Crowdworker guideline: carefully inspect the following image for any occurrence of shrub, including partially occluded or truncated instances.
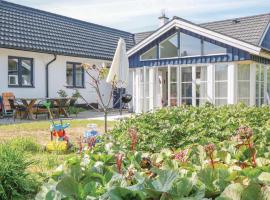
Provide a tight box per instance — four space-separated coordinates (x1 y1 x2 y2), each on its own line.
0 142 39 199
110 104 270 152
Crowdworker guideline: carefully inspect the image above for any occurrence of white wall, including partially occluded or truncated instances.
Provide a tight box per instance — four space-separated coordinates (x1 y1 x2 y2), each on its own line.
0 48 112 106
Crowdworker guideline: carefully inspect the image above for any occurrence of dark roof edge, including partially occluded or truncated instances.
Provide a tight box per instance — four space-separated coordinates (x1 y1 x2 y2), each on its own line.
1 0 133 35
0 45 113 61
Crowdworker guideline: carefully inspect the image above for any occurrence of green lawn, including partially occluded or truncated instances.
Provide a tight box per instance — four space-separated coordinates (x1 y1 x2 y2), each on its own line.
0 119 116 176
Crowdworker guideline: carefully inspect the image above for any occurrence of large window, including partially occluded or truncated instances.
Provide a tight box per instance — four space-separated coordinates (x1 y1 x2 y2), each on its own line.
215 64 228 105
140 46 157 60
66 62 84 88
256 64 264 105
160 34 178 58
196 66 208 106
203 41 226 55
237 64 250 105
180 33 201 57
8 56 33 87
181 67 193 105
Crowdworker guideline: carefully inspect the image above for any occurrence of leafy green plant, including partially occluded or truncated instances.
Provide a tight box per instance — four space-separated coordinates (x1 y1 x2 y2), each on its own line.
111 104 270 152
0 142 39 200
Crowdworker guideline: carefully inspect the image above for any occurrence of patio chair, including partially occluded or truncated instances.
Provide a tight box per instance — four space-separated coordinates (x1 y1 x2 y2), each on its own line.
8 99 27 121
2 92 15 118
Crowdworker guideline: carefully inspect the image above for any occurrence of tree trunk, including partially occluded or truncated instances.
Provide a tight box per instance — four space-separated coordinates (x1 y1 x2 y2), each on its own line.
104 110 108 133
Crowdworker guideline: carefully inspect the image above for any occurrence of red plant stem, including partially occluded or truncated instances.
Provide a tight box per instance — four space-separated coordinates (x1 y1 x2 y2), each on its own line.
248 140 256 167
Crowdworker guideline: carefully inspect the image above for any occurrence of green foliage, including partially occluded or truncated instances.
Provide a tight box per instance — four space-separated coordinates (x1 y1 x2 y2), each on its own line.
0 141 39 200
36 105 270 199
111 104 270 151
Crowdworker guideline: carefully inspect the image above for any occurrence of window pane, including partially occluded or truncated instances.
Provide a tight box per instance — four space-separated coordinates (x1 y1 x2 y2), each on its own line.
215 64 228 81
66 63 73 86
238 64 250 81
180 33 201 57
196 82 207 98
170 83 177 98
160 34 178 58
182 83 192 98
196 66 207 81
170 67 177 82
181 67 192 82
8 58 19 85
203 41 226 55
75 64 83 87
21 59 32 86
141 46 157 60
215 82 227 98
238 82 250 98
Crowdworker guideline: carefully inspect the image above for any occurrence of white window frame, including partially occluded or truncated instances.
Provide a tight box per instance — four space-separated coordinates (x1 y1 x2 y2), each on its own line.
236 64 251 105
214 63 229 105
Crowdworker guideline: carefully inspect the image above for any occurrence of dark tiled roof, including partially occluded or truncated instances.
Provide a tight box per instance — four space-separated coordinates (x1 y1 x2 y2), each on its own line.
200 13 270 46
134 31 153 44
135 13 270 47
0 0 135 60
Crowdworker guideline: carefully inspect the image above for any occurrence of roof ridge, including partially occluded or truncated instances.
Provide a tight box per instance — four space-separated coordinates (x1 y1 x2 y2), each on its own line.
1 0 133 35
199 12 270 25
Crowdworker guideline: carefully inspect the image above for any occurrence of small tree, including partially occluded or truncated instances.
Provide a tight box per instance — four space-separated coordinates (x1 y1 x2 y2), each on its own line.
81 63 118 133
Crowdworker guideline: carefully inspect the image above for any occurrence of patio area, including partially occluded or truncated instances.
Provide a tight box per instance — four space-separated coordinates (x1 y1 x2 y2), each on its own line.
0 109 132 125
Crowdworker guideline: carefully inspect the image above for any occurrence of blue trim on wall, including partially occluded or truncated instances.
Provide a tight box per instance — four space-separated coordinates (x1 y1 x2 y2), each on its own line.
261 25 270 50
129 27 267 68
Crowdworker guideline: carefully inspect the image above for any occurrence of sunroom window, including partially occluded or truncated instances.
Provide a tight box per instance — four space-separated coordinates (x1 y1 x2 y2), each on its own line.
180 33 201 57
140 46 157 60
181 67 193 105
159 34 178 58
203 41 226 55
215 64 228 105
237 64 250 105
256 64 264 105
196 66 208 106
267 66 270 104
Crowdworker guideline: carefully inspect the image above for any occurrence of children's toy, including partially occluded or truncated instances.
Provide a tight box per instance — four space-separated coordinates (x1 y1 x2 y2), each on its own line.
44 102 71 152
77 124 101 153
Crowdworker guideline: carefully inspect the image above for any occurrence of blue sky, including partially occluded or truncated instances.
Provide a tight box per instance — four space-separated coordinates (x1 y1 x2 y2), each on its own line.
8 0 270 33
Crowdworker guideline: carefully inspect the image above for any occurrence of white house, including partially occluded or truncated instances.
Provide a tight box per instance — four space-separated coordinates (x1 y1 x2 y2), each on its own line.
0 0 134 105
1 1 270 113
128 13 270 113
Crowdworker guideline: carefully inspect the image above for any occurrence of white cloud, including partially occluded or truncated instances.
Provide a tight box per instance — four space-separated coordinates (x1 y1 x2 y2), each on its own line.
9 0 270 32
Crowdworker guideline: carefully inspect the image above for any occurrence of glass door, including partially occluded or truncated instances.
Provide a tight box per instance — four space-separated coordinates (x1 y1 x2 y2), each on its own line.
181 66 193 105
169 66 178 106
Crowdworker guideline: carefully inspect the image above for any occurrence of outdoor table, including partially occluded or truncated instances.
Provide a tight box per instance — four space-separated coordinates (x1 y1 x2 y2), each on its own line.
48 98 71 118
16 98 45 120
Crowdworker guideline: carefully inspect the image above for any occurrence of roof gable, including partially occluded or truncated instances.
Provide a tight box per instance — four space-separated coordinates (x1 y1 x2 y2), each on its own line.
0 0 135 60
128 17 262 57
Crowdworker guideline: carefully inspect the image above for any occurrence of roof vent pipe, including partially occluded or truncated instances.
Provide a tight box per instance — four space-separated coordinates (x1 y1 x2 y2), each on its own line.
158 10 169 27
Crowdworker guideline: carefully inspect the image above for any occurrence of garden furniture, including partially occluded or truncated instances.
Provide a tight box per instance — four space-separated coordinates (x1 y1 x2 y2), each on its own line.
2 92 15 118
